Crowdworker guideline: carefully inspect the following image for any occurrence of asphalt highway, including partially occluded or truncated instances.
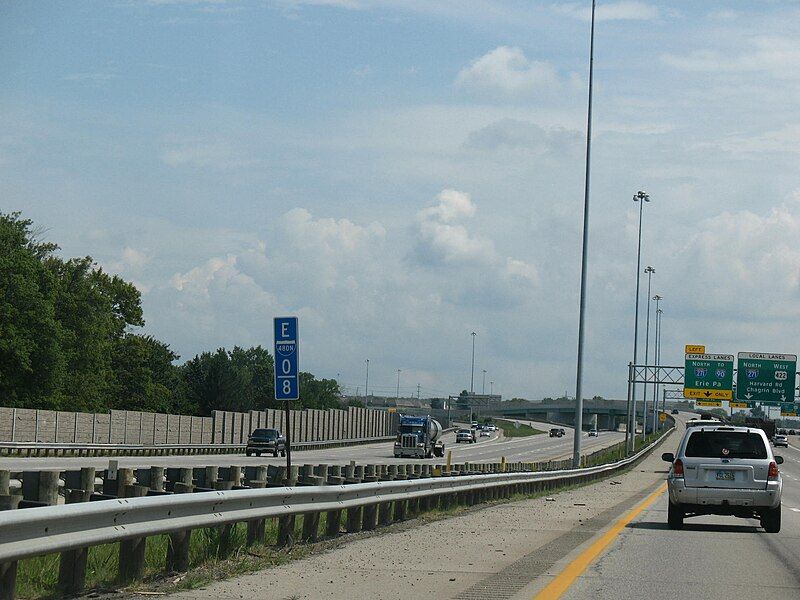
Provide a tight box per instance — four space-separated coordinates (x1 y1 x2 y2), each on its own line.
0 421 624 471
561 433 800 600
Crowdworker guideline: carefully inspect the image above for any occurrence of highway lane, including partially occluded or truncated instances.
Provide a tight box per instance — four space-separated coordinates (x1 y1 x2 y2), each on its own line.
0 421 624 471
559 430 800 599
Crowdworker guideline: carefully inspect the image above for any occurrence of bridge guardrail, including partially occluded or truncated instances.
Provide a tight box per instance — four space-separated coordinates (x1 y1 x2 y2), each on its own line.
0 424 674 599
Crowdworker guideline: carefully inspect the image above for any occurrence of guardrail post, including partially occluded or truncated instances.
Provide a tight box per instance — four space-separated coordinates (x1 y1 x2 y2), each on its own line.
300 471 323 542
345 463 363 533
166 483 192 572
118 484 148 583
324 465 344 538
277 466 299 547
21 470 60 506
0 561 16 600
57 489 90 595
0 472 20 600
361 465 379 530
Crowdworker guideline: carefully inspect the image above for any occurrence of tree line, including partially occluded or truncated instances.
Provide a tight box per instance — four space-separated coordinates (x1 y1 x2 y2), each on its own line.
0 212 341 415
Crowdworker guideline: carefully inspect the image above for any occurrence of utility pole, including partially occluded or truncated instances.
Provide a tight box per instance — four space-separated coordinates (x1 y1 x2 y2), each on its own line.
396 369 401 403
364 359 369 407
572 0 597 468
482 370 487 394
490 381 494 395
470 332 477 393
417 383 420 400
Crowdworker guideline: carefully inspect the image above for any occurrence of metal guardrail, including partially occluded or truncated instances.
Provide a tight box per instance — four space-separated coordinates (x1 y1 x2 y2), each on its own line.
0 435 397 458
0 426 674 565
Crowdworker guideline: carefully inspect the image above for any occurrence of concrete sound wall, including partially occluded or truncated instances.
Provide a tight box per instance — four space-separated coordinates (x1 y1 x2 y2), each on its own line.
0 404 395 444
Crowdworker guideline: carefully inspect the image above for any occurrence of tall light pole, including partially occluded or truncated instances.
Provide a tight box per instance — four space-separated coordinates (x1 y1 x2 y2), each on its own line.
572 0 597 468
627 190 651 452
642 266 655 442
396 369 401 402
470 332 477 393
482 370 487 394
652 297 662 429
364 359 370 407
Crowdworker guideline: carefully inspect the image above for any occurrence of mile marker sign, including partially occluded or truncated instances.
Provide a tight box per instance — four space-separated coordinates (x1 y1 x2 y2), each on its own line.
274 317 299 401
736 352 797 404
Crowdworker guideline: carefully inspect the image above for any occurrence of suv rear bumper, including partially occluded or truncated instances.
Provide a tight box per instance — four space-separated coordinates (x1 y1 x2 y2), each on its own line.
668 478 781 509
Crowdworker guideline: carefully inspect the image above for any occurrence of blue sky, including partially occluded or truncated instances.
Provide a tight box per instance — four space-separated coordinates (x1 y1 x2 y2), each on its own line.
3 1 800 400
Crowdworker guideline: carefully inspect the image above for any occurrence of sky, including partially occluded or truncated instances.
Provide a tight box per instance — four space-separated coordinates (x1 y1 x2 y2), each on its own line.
2 1 800 401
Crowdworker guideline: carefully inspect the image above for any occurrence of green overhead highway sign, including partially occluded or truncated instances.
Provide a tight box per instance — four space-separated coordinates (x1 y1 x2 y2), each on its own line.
736 352 797 403
684 353 734 400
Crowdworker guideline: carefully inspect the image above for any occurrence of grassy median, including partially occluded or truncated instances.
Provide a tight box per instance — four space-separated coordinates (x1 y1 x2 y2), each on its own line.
495 419 545 438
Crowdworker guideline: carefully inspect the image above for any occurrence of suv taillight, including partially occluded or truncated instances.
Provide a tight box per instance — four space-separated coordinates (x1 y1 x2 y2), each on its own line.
768 461 779 479
673 459 684 476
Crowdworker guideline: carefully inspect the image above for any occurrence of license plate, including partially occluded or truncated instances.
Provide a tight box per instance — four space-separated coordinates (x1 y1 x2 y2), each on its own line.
716 470 735 481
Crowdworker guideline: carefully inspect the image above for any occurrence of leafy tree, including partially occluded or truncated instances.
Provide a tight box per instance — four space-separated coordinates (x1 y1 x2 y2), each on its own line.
346 397 365 408
49 257 144 411
110 334 184 414
299 372 340 409
430 398 444 409
0 213 64 407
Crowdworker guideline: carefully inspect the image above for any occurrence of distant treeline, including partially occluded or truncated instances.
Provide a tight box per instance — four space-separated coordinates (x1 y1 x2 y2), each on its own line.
0 212 341 415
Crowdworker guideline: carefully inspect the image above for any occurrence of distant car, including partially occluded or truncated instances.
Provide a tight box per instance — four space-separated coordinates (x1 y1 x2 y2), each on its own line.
778 429 787 435
664 424 782 532
470 422 479 429
671 409 679 415
549 428 563 438
246 428 286 457
773 434 789 448
456 428 476 443
790 430 796 436
588 429 598 437
559 428 566 436
480 429 491 437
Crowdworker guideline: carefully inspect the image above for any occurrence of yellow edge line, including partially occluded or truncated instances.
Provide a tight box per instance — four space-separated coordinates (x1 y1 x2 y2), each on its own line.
533 482 667 600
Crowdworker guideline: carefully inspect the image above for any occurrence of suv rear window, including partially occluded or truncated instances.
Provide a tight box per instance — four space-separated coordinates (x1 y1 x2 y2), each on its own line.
685 430 767 459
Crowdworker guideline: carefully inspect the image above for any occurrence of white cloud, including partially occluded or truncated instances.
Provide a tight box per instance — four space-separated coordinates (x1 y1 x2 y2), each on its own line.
554 1 658 21
121 246 149 269
414 190 495 265
457 46 559 95
663 37 800 80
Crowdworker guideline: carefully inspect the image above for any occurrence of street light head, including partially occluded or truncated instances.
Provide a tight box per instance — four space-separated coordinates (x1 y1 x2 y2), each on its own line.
645 266 655 274
633 191 650 203
653 294 662 301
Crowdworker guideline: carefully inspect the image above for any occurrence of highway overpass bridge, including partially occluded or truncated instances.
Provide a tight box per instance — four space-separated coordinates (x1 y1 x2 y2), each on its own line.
490 399 636 430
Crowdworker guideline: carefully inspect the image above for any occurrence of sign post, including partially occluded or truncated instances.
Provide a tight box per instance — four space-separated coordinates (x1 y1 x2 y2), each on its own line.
274 317 299 473
684 353 734 406
736 352 797 406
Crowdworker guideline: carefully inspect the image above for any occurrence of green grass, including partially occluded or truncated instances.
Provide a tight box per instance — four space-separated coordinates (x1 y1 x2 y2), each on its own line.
16 514 318 599
495 419 545 438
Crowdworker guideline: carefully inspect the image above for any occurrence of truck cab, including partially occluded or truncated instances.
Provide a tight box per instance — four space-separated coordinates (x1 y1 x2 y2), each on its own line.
394 415 445 458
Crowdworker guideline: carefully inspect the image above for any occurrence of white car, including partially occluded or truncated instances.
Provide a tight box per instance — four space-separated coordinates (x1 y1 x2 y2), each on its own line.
588 429 598 437
480 429 491 437
663 425 783 532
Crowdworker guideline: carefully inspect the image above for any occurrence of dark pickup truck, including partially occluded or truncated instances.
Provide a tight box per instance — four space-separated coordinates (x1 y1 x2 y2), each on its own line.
549 428 565 438
246 428 286 457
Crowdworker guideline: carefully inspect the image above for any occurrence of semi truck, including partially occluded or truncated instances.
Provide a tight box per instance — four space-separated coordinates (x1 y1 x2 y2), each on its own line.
393 415 445 458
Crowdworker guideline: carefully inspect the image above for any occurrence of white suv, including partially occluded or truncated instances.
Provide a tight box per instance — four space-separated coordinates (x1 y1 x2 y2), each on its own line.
663 425 783 532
